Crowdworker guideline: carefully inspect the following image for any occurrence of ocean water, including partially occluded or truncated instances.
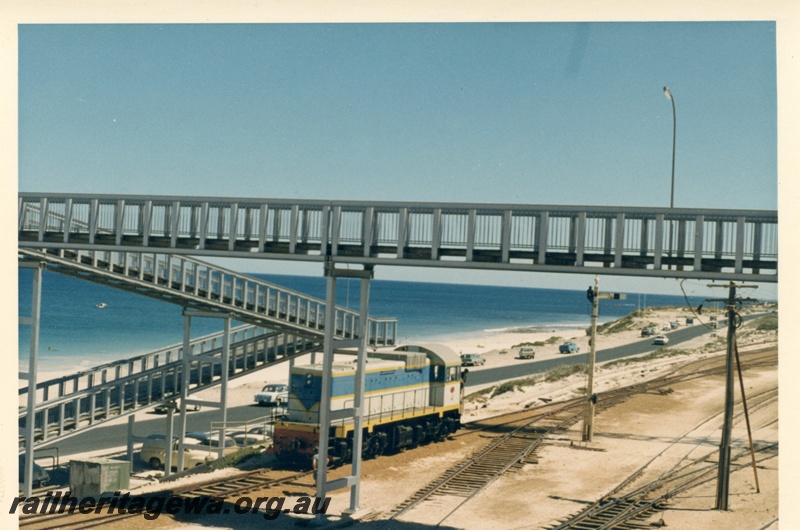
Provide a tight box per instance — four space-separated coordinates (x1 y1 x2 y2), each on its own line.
18 269 701 374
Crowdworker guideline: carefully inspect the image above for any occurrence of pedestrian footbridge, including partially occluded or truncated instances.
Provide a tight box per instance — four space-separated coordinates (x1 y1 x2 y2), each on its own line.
18 248 397 453
19 193 777 282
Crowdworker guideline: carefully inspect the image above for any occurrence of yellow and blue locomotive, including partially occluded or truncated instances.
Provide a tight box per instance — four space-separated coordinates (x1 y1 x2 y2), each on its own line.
273 344 464 466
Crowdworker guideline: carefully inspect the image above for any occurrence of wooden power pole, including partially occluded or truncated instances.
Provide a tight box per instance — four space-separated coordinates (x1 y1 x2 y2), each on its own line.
709 281 757 510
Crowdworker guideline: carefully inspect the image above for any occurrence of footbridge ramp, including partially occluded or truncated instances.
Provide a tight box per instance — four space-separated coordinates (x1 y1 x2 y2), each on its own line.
19 323 315 451
18 248 397 344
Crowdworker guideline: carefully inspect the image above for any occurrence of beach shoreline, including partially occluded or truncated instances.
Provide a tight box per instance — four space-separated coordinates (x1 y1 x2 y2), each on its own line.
21 304 773 398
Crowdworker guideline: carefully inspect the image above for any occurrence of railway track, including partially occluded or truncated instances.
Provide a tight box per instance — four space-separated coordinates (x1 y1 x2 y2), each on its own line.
545 384 779 530
17 468 313 530
368 347 776 528
547 442 778 530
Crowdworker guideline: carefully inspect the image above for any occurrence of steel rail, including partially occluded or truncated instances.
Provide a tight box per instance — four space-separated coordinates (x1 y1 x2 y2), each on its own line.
17 469 314 530
547 388 778 530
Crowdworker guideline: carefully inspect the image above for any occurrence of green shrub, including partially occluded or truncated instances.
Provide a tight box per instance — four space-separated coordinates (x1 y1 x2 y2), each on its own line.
493 377 537 396
603 347 693 369
207 446 262 471
754 314 778 331
544 364 587 382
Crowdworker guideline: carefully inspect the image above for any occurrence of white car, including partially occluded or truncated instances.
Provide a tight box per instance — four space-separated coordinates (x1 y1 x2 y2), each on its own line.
254 384 288 407
652 335 669 346
460 353 486 366
140 434 212 470
231 425 273 447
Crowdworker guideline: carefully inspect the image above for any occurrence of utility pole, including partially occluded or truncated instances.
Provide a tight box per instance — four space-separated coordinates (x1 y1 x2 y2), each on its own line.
582 277 625 442
582 277 599 442
708 281 757 510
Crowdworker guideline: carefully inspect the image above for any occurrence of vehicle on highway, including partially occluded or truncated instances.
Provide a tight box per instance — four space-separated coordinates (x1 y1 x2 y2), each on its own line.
153 400 201 414
518 347 535 359
652 335 670 346
460 353 486 366
558 341 580 354
139 434 212 470
661 324 672 331
641 326 658 337
254 383 289 407
18 455 49 488
670 321 680 329
686 317 694 325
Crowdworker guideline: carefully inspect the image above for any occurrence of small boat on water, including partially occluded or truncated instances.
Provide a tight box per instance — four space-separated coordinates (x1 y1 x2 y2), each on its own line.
96 303 108 309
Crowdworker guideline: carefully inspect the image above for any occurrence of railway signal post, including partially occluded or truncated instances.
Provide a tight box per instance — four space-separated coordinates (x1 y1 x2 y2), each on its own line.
582 277 625 442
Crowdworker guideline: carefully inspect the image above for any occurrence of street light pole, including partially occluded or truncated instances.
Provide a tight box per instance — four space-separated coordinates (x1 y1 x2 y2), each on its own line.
663 86 676 268
663 86 676 209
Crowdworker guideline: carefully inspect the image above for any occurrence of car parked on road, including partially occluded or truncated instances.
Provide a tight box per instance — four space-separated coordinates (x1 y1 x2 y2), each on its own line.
185 431 241 454
154 400 201 414
558 341 580 354
139 434 211 470
460 353 486 366
652 335 670 346
254 384 289 407
231 425 273 447
641 326 659 337
518 347 535 359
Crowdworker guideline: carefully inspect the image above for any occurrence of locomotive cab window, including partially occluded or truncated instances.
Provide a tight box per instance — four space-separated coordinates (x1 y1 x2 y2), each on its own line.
433 365 445 382
447 366 459 382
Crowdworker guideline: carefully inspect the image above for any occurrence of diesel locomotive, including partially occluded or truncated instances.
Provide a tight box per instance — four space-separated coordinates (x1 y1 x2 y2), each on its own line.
273 344 464 467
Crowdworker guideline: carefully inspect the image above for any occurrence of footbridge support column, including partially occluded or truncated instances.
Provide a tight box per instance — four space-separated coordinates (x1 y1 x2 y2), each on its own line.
315 262 374 523
19 261 44 498
174 310 234 474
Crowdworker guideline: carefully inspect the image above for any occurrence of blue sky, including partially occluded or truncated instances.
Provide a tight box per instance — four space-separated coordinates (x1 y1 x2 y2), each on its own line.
19 23 776 208
16 21 779 298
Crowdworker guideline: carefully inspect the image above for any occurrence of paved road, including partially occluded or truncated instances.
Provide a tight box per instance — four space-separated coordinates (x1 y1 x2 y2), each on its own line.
53 403 280 459
465 319 733 388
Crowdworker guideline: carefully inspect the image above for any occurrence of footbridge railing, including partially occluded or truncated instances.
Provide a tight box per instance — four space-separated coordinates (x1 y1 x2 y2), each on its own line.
19 193 777 281
18 324 319 451
19 248 398 345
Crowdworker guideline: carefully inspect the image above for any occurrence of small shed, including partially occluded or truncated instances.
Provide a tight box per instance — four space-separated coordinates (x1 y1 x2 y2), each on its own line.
69 458 130 498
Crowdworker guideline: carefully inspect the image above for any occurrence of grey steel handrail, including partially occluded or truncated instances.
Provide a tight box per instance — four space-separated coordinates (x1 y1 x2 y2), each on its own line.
19 193 777 281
